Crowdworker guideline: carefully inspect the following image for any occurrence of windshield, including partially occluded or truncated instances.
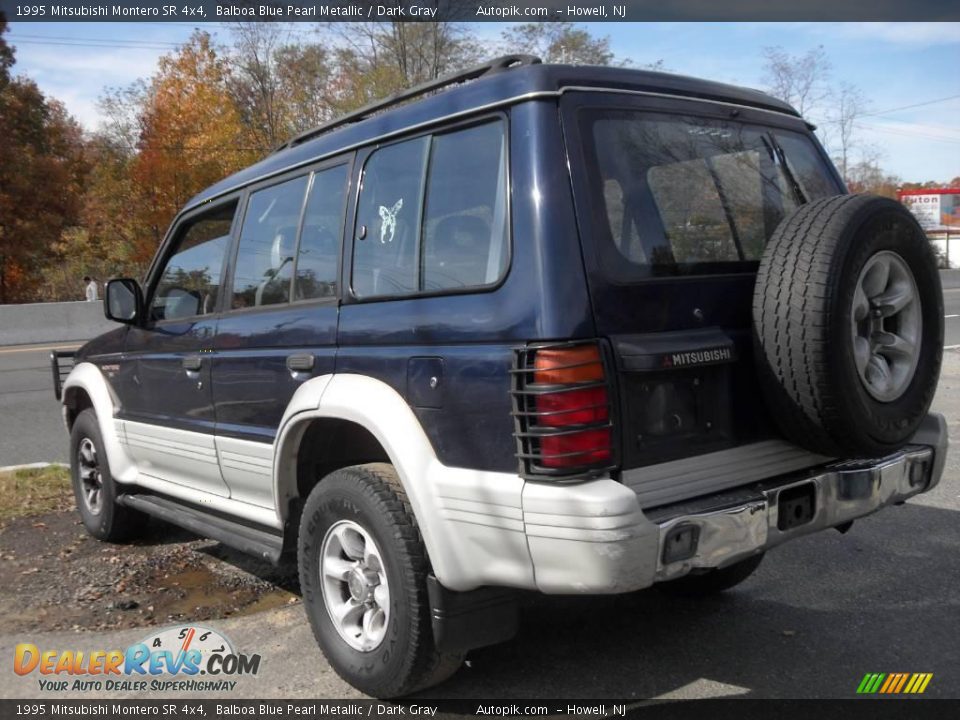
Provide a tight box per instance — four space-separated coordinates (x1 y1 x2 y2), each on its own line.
578 109 842 278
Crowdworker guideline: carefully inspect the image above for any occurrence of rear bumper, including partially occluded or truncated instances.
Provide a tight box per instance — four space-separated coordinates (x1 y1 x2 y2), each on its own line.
522 413 947 593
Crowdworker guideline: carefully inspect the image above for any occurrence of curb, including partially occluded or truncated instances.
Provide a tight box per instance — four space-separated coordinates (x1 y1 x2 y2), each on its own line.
0 462 67 473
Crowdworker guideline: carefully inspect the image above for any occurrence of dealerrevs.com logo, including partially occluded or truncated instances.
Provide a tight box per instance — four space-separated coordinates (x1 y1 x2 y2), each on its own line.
14 625 261 693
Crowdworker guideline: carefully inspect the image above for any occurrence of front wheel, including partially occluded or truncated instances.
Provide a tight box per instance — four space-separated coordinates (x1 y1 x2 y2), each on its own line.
69 409 144 542
298 463 463 698
657 553 765 597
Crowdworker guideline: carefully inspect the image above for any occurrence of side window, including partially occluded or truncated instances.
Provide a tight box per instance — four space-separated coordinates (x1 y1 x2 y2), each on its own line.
352 119 509 299
295 164 349 301
151 202 236 322
231 175 309 310
353 137 429 298
422 122 508 291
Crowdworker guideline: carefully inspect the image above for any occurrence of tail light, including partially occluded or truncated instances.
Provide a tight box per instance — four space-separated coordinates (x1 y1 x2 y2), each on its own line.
511 341 618 479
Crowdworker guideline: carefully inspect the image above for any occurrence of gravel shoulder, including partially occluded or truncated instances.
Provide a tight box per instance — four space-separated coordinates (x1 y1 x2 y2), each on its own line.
0 499 298 635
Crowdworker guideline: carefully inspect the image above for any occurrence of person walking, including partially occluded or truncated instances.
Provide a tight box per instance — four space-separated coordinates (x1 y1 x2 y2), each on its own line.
83 276 98 302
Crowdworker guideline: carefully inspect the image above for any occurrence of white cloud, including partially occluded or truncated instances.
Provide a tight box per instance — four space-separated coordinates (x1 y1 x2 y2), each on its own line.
826 22 960 46
12 44 165 130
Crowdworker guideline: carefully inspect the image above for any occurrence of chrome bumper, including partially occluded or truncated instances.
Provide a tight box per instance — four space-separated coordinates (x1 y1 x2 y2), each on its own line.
520 413 947 594
653 444 936 581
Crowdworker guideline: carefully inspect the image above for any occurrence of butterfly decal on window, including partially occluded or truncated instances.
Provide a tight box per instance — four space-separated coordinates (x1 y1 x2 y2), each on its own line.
378 199 403 244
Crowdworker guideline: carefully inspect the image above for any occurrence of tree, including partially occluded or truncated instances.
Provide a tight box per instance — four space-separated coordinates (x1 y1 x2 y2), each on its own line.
274 43 335 134
323 21 482 110
761 45 832 118
128 31 257 263
832 82 867 183
0 12 14 88
225 24 338 152
0 20 87 302
501 22 618 65
846 158 901 198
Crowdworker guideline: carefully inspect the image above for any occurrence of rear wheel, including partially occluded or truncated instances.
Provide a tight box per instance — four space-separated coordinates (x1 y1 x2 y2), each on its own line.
657 553 765 597
298 463 463 698
69 409 144 542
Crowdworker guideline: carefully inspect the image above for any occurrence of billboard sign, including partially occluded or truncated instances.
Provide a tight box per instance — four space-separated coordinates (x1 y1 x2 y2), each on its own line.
899 189 960 233
900 193 942 231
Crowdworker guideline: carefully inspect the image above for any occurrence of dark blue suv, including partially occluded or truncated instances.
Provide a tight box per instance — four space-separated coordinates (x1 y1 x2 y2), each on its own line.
56 56 947 697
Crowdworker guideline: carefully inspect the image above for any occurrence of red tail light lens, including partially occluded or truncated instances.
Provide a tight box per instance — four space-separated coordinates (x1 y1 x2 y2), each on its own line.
512 342 616 476
539 429 612 468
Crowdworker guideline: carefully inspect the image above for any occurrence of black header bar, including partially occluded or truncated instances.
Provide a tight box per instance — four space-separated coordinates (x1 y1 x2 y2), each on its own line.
2 0 958 22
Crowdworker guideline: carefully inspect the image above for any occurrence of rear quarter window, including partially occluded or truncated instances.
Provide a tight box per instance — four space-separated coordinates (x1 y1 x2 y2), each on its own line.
351 118 509 299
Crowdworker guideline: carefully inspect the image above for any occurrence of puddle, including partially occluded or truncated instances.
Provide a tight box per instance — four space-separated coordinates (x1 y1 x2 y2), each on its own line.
0 509 300 633
156 566 299 620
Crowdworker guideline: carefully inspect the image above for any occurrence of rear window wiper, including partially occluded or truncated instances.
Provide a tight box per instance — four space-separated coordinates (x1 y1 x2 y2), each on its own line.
765 134 808 205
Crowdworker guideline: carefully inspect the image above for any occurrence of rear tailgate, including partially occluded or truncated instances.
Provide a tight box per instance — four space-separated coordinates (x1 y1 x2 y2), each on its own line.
560 91 843 500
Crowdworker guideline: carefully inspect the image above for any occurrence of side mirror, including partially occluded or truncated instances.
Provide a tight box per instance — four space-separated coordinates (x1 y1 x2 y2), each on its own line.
104 278 143 324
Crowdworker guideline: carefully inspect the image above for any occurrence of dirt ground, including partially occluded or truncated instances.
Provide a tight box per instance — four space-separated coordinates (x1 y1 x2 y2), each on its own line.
0 501 299 634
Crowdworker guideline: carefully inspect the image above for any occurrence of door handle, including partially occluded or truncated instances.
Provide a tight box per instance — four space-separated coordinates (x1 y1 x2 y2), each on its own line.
286 353 315 373
182 355 203 372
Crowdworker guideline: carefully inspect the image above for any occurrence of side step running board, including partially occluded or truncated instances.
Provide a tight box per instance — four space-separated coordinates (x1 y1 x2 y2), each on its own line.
117 494 284 564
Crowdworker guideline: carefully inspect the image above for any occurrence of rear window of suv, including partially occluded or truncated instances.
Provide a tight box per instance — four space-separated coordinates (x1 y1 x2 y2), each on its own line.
578 110 842 278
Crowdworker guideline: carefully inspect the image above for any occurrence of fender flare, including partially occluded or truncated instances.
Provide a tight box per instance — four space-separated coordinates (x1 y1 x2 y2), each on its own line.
273 373 472 587
61 363 137 483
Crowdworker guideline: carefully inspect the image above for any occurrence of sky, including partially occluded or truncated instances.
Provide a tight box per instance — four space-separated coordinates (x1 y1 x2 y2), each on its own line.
5 21 960 183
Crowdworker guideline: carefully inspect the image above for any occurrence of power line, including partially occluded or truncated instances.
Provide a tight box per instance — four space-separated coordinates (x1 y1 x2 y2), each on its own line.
859 94 960 119
10 33 183 47
855 122 960 145
9 39 183 51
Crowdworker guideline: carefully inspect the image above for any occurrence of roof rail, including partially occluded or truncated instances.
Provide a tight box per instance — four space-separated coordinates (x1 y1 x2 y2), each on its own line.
273 54 542 154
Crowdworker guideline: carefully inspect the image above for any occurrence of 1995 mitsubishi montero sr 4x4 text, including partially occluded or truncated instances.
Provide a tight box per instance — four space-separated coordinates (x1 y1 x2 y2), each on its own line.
53 56 947 697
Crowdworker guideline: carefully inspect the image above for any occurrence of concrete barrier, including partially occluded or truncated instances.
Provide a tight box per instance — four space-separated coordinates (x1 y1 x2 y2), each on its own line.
0 301 120 346
939 270 960 290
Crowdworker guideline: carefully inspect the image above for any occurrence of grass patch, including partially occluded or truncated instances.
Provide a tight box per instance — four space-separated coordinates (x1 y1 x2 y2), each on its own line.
0 465 73 525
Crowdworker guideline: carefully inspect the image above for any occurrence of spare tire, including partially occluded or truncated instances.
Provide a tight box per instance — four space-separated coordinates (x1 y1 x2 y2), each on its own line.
753 194 943 457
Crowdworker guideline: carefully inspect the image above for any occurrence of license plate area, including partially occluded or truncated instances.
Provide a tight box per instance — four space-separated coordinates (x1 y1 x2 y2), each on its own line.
777 482 816 531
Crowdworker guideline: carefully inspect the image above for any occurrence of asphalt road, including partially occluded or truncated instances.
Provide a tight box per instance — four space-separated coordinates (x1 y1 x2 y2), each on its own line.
0 341 80 468
2 300 960 701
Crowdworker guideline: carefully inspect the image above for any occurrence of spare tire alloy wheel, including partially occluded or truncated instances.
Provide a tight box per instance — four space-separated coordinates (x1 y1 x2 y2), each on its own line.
852 251 922 403
320 519 391 652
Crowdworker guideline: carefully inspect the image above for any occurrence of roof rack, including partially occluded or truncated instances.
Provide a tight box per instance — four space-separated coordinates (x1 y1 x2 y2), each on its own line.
272 54 542 154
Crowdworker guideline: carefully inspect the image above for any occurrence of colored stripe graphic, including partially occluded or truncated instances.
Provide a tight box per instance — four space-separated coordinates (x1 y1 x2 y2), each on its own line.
879 674 897 693
893 673 909 693
857 673 933 694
